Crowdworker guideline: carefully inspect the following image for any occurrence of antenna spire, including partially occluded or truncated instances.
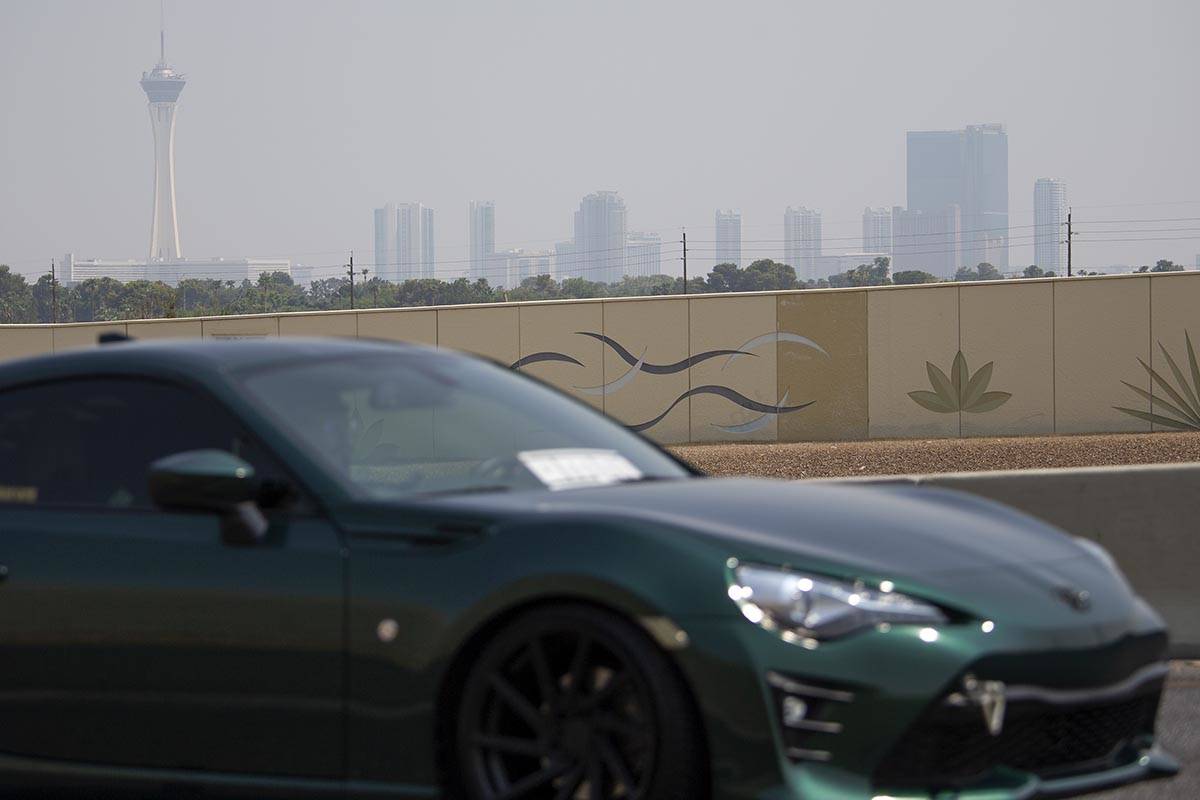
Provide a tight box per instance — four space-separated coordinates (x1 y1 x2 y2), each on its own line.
159 0 165 63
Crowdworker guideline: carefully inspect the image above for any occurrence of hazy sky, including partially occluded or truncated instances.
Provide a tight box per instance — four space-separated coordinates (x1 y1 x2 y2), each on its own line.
2 0 1198 281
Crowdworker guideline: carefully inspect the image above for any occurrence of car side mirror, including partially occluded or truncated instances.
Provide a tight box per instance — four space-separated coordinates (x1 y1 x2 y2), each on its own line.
149 449 270 546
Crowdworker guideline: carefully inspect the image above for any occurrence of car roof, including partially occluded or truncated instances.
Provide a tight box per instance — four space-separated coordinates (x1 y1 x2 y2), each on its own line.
0 336 444 386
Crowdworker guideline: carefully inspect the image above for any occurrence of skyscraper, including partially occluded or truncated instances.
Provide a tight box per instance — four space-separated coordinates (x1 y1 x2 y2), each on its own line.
715 210 742 267
1034 179 1068 274
625 232 663 277
573 191 627 283
373 203 397 279
141 21 186 261
906 123 1008 269
862 207 892 254
374 203 435 281
892 205 961 278
469 201 495 280
784 207 822 281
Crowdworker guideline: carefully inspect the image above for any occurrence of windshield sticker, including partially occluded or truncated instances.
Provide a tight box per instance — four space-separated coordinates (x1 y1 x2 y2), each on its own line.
517 449 642 491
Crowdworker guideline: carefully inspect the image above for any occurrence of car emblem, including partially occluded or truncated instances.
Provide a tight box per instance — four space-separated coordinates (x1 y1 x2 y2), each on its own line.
1054 586 1092 612
949 674 1007 736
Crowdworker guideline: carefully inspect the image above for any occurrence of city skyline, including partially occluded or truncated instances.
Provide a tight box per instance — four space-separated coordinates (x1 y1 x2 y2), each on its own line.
2 1 1198 282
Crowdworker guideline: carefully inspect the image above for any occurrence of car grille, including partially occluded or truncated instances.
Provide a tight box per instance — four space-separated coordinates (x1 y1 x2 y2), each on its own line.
873 678 1163 788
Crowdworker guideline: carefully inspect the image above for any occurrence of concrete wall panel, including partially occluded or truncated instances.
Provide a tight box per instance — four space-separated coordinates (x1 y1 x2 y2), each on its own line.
777 290 868 442
278 312 357 338
601 298 690 445
1055 277 1151 433
1148 274 1200 432
0 328 53 360
202 316 280 339
960 282 1054 436
126 319 203 340
436 306 519 365
517 301 605 411
51 323 129 352
688 295 778 442
868 286 960 438
355 309 437 346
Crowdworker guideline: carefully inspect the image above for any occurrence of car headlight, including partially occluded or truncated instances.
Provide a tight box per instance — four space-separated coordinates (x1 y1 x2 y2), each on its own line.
728 563 947 642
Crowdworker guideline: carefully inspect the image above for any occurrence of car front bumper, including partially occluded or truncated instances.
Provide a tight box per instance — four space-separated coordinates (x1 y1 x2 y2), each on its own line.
672 600 1178 800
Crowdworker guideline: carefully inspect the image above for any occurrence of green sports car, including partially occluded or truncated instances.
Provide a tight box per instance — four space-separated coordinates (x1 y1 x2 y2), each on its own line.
0 337 1178 799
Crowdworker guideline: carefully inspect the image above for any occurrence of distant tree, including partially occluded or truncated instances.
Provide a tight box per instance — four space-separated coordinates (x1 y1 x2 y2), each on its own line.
1022 265 1045 279
0 266 35 323
32 273 73 323
508 274 561 301
1043 271 1058 278
704 263 742 293
1137 259 1184 273
892 270 940 285
828 256 891 288
559 277 608 299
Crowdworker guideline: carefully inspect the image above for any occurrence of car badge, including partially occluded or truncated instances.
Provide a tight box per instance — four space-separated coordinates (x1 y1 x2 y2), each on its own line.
950 674 1007 736
1054 586 1092 612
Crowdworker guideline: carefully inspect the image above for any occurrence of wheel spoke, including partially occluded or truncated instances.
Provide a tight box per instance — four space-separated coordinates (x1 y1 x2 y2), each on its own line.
528 637 556 707
473 733 552 758
598 735 636 795
497 762 571 800
565 635 592 700
577 670 630 712
552 764 585 800
489 672 548 734
585 753 605 799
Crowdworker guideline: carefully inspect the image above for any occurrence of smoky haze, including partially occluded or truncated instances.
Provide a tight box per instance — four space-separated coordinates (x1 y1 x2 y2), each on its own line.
1 0 1198 281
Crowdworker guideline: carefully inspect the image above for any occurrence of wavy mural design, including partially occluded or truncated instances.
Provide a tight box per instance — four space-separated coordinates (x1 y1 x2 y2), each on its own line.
509 329 823 434
575 332 754 374
510 352 584 370
627 386 814 433
722 332 829 369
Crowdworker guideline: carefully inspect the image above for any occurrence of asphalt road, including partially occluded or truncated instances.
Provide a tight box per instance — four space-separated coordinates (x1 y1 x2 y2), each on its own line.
1084 662 1198 799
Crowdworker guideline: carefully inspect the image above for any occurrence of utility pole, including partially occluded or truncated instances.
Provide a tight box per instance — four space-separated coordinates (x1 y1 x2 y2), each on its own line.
682 229 688 295
50 259 58 324
1064 207 1074 277
346 251 355 309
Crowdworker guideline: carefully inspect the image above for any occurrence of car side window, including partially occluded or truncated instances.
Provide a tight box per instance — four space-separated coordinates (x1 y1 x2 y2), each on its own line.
0 377 303 511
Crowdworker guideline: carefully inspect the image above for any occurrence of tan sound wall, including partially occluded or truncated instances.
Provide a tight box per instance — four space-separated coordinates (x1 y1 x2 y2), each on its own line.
3 272 1198 444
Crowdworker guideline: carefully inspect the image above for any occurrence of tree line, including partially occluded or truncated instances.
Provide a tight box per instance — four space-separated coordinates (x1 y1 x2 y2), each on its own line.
0 257 1189 324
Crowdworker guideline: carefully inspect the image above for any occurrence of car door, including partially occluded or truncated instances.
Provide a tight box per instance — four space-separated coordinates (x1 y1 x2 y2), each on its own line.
0 376 345 780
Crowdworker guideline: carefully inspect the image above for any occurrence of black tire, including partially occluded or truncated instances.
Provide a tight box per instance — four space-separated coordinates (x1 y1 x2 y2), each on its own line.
454 604 707 800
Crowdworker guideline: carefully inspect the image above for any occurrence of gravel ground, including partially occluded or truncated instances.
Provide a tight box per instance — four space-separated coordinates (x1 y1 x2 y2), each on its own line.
672 431 1200 479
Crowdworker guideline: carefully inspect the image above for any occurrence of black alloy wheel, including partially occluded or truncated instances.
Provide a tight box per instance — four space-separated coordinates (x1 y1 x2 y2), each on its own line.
455 605 705 800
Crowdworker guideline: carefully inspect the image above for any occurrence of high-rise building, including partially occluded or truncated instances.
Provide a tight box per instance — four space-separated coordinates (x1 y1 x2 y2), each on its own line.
715 210 742 267
141 23 186 261
373 203 397 279
469 201 495 280
1034 179 1068 274
784 207 822 281
373 203 435 282
573 191 627 283
554 240 577 281
892 205 961 278
907 123 1008 269
862 207 892 254
625 232 663 277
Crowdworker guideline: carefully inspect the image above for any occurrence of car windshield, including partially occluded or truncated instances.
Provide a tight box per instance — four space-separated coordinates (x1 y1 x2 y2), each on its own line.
237 350 691 499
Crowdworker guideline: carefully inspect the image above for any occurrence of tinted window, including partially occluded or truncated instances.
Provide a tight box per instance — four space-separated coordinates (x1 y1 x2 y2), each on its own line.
0 378 291 510
238 350 691 499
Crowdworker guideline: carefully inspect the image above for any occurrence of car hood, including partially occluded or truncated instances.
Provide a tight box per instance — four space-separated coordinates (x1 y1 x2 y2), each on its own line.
438 477 1085 577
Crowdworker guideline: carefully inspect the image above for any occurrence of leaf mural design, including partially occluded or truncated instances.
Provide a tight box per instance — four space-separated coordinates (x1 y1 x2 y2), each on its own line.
908 351 1012 414
1114 331 1200 431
